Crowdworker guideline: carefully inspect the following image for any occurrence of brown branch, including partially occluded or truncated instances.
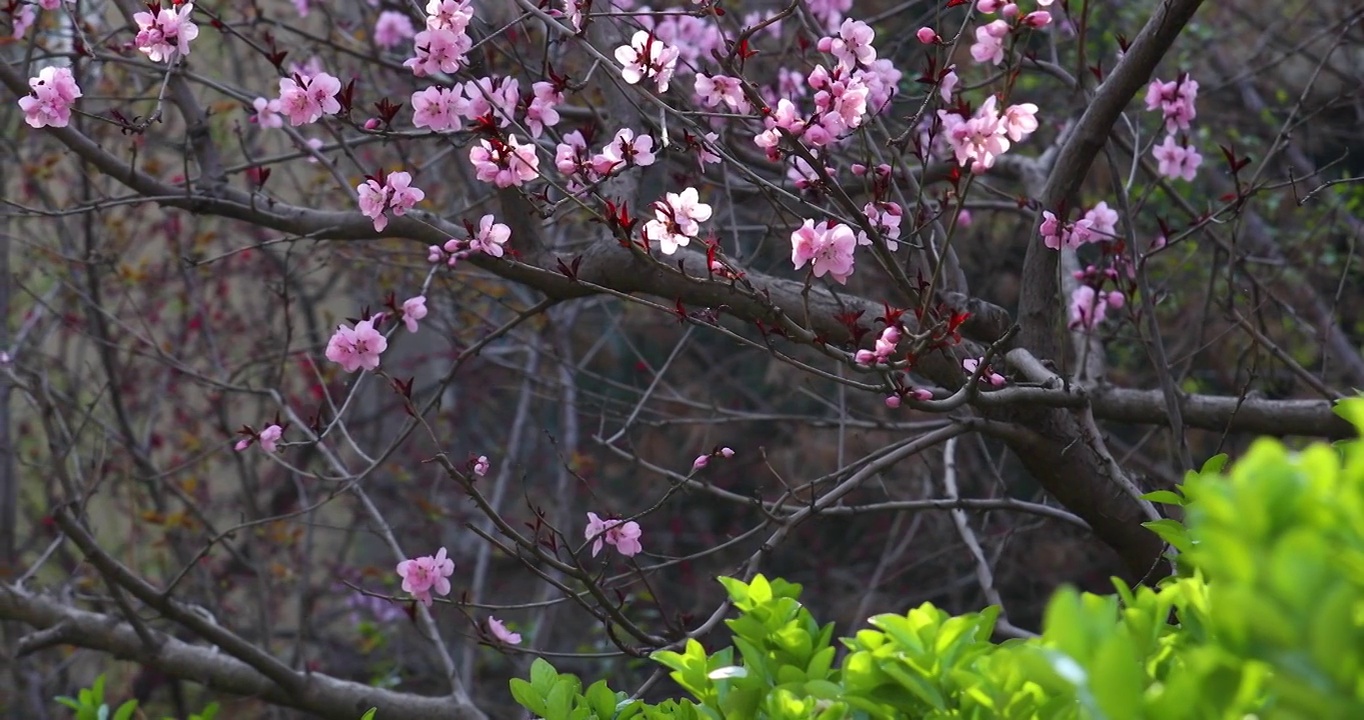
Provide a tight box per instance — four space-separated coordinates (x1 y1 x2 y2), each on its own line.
1 584 485 720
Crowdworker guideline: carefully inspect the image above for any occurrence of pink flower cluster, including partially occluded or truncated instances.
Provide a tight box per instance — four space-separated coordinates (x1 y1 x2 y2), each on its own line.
855 326 900 366
325 317 387 373
859 201 903 251
1069 285 1126 331
791 219 858 284
428 214 511 265
691 446 735 471
469 135 539 188
554 128 659 193
615 30 679 93
963 357 1007 387
235 423 284 453
585 512 643 558
752 23 899 155
1152 134 1202 182
374 11 415 50
969 0 1054 66
405 0 475 77
396 547 454 607
276 72 343 126
356 171 425 232
1040 202 1119 250
1146 76 1202 181
938 96 1039 173
1144 75 1198 134
133 2 200 63
18 66 82 129
643 187 712 255
884 387 933 408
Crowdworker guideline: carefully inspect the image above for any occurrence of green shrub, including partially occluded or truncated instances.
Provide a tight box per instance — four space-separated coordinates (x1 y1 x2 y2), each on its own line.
511 399 1364 719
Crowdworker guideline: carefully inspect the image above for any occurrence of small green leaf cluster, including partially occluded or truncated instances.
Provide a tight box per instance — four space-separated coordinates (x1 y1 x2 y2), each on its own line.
54 675 219 720
511 398 1364 720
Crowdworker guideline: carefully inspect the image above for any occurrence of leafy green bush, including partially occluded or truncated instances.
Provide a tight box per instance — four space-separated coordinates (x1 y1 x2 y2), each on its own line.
511 400 1364 719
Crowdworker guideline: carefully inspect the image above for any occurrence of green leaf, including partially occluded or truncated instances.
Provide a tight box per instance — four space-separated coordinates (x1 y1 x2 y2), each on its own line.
530 657 560 693
510 678 546 716
583 680 617 718
1140 490 1185 506
1142 518 1193 554
111 700 139 720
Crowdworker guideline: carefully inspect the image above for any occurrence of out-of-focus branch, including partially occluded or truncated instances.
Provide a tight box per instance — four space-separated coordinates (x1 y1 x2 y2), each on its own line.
1 584 485 720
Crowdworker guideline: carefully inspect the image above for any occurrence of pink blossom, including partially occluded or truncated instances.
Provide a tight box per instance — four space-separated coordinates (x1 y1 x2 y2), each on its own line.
11 5 34 39
970 20 1010 66
940 96 1010 172
856 326 901 366
405 27 472 77
692 454 709 471
258 424 283 452
694 74 751 114
39 0 64 11
1152 134 1201 181
858 201 902 251
1069 286 1125 330
885 395 901 408
396 547 455 607
590 128 656 176
1144 76 1198 133
643 187 711 255
1022 11 1052 28
585 512 643 558
356 178 390 230
999 103 1039 142
917 27 940 44
401 296 428 333
790 219 857 284
473 455 490 477
251 97 283 128
1040 210 1070 250
411 86 461 132
386 171 424 219
277 72 342 126
719 447 735 458
807 0 852 30
325 318 388 373
562 0 587 32
461 76 520 127
235 423 284 453
525 81 563 137
18 66 82 129
819 19 877 69
614 30 679 93
425 0 472 32
374 11 416 50
133 2 200 62
963 358 1007 387
354 175 392 229
1072 201 1119 245
939 68 959 102
487 617 521 645
469 135 539 188
470 214 511 257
